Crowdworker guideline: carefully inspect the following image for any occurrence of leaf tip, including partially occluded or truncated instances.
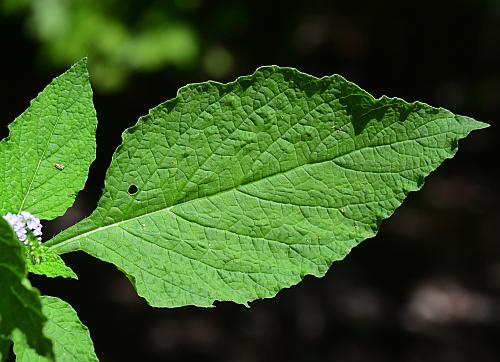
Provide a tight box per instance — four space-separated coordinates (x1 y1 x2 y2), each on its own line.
68 57 90 77
456 115 490 132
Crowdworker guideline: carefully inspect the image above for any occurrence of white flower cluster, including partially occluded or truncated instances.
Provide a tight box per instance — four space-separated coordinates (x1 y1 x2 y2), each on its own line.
3 211 43 245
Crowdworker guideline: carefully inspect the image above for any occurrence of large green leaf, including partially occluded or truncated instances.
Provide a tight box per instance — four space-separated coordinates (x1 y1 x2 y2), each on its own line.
46 67 488 307
13 296 98 362
0 218 52 359
0 58 97 220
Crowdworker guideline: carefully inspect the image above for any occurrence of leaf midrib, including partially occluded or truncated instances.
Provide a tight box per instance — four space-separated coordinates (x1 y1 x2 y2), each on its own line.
17 120 59 213
47 125 450 253
17 97 80 214
47 150 344 252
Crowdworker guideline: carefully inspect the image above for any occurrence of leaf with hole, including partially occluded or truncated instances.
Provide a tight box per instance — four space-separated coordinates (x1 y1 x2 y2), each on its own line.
46 66 488 308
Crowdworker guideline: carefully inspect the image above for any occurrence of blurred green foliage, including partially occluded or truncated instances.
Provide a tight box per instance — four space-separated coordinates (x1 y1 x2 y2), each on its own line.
1 0 207 90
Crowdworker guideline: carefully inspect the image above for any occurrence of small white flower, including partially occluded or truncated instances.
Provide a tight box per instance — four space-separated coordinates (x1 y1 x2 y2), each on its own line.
27 217 42 236
3 211 43 245
32 229 42 236
27 218 38 229
20 211 34 220
3 211 46 264
3 213 18 224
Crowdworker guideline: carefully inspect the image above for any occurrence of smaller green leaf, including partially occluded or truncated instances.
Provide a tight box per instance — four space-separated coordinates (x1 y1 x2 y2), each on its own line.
0 58 97 220
13 296 99 362
27 248 78 279
0 218 53 359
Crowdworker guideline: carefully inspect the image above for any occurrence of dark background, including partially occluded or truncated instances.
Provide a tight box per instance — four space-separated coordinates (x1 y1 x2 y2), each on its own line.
1 1 498 361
